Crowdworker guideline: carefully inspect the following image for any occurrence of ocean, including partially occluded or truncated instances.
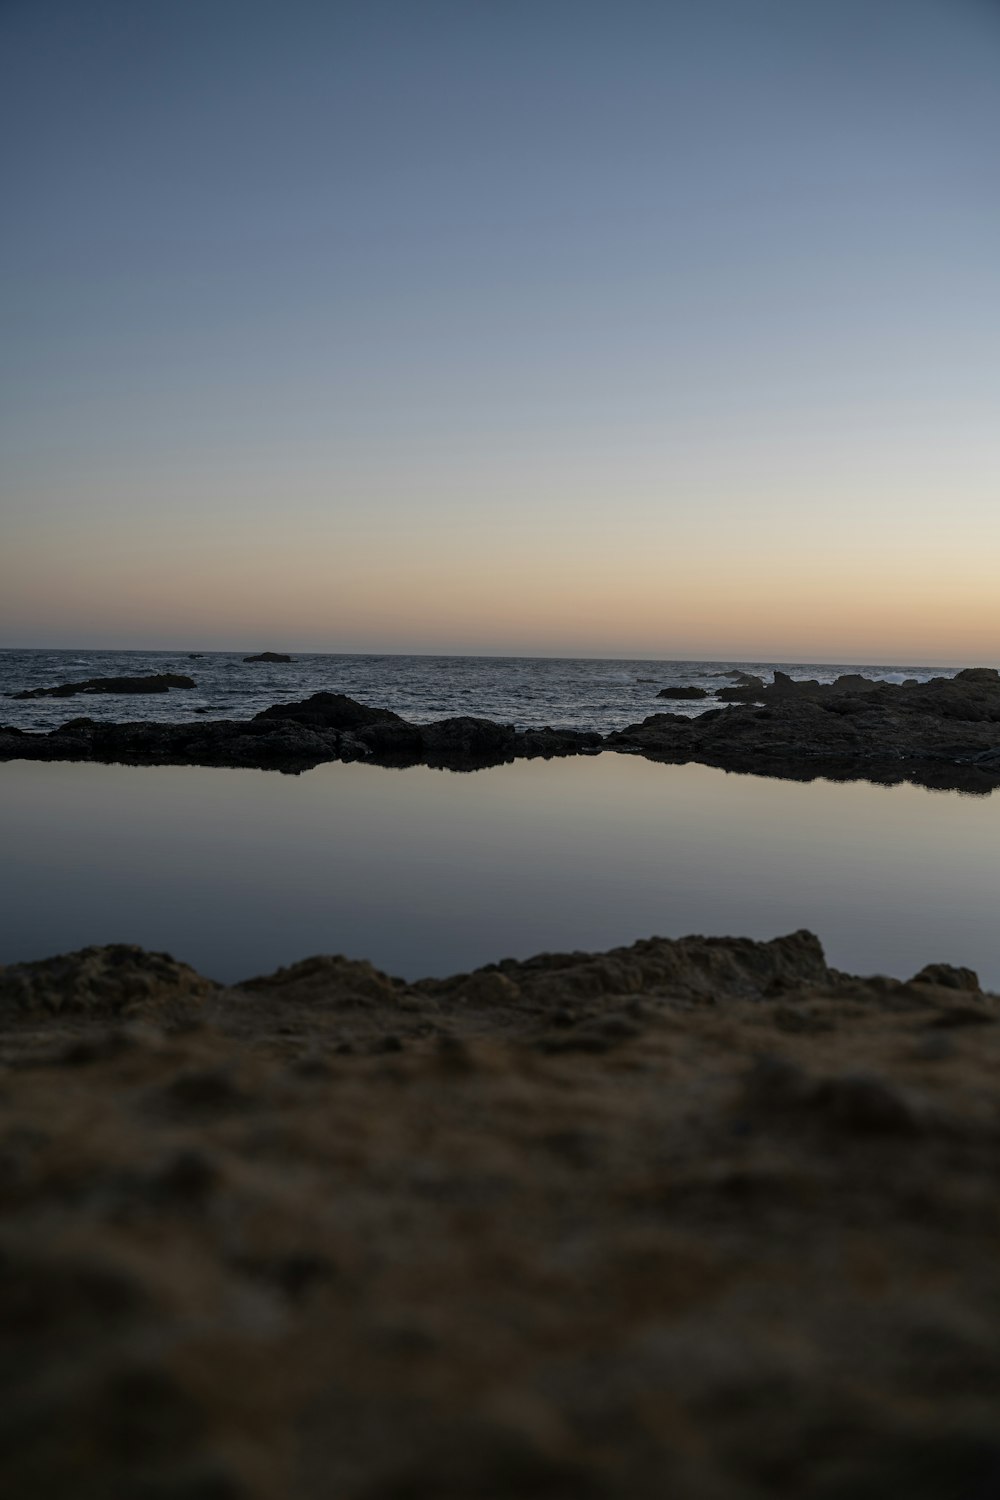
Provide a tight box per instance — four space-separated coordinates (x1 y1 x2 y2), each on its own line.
0 648 963 735
4 646 994 986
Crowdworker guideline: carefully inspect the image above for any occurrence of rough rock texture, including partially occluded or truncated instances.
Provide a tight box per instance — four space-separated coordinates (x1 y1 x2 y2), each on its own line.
0 692 602 773
1 930 998 1498
609 668 1000 792
8 673 196 699
3 673 1000 787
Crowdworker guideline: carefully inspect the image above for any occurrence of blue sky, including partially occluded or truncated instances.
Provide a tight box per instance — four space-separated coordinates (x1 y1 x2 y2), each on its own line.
3 0 998 659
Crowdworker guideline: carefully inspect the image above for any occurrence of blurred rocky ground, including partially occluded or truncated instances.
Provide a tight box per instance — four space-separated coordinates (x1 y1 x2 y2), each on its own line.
2 930 998 1498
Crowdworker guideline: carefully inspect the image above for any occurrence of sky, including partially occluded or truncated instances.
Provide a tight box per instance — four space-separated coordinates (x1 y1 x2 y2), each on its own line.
2 0 998 662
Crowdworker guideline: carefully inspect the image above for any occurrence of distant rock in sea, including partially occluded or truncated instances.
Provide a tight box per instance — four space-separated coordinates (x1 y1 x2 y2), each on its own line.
656 685 709 700
243 652 293 662
8 673 196 700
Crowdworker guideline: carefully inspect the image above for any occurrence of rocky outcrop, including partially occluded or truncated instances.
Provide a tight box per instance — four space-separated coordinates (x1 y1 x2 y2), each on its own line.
715 671 766 700
255 690 401 731
243 651 293 662
610 668 1000 791
0 692 602 773
8 673 195 699
656 685 709 699
3 673 1000 788
1 929 998 1498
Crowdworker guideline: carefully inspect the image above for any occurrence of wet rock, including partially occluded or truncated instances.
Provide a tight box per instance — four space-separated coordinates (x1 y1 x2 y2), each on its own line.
254 692 399 731
656 685 709 699
610 668 1000 791
418 715 518 764
9 673 195 699
242 652 293 662
954 667 1000 685
4 671 1000 787
517 726 603 757
355 719 427 758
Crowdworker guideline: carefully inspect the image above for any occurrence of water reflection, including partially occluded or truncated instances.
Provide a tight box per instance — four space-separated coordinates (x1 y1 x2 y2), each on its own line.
2 755 998 987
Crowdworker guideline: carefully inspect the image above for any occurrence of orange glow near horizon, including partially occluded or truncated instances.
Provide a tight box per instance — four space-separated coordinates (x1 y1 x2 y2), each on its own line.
4 499 998 664
5 2 1000 668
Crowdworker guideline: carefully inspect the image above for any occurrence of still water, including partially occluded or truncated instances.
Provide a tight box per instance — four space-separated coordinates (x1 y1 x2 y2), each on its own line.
2 755 998 987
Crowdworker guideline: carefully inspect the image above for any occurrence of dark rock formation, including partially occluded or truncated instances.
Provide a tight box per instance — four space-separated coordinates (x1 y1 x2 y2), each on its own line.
8 673 196 699
3 673 1000 789
255 691 402 731
715 671 766 700
0 692 601 774
656 685 709 699
1 928 998 1498
609 668 1000 791
243 651 293 662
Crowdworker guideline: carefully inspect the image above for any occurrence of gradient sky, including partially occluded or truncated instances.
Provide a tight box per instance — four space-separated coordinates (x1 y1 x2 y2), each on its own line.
2 0 998 661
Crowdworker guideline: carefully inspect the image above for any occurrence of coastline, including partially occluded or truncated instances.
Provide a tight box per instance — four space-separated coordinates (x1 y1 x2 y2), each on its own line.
3 667 1000 791
2 929 998 1496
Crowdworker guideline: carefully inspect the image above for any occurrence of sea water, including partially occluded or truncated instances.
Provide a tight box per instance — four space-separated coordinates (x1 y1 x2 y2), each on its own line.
0 647 964 734
3 649 993 986
2 754 997 988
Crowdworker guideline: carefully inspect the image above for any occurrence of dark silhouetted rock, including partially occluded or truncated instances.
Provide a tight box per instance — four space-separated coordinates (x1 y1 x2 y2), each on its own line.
418 715 517 763
607 666 1000 791
243 652 293 662
4 672 1000 790
254 692 401 731
656 685 709 700
517 727 603 758
9 673 195 699
954 667 1000 685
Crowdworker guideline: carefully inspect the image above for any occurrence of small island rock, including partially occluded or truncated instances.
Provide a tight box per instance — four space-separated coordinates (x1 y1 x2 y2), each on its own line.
9 673 196 699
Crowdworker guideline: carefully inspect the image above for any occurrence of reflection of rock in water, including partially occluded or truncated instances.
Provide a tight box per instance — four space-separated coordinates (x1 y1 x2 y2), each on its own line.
2 929 999 1497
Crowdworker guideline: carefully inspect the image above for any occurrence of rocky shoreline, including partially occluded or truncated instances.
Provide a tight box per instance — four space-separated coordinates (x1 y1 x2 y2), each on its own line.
3 668 1000 790
2 929 998 1497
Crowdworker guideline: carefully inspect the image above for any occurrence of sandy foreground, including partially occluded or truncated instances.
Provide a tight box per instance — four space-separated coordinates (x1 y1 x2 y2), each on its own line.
2 930 999 1498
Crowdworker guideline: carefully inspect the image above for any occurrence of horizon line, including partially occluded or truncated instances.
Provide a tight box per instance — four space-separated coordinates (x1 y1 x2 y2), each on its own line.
1 644 992 671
